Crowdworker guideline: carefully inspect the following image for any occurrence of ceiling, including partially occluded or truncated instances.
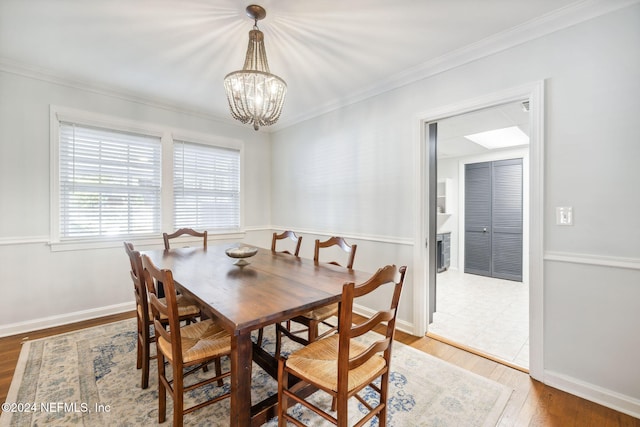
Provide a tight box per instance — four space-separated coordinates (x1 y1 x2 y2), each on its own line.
0 0 598 130
437 101 530 159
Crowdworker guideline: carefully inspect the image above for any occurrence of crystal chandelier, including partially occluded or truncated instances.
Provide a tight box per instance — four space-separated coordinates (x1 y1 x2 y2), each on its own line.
224 5 286 131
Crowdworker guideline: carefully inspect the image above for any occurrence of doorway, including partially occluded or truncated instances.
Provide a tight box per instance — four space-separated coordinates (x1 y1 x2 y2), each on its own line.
413 81 545 380
428 100 530 370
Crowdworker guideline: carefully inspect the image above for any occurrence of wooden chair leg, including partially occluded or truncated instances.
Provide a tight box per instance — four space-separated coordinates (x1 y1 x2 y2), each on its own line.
337 390 348 427
157 354 167 423
257 327 264 346
136 333 143 369
215 358 223 386
173 364 184 427
141 336 150 389
379 372 390 427
275 324 283 358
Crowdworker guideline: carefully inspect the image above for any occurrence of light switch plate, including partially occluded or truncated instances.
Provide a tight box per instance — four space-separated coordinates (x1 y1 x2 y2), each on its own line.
556 207 573 225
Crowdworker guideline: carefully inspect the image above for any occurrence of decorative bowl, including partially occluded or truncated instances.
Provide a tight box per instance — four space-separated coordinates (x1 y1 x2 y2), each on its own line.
225 245 258 266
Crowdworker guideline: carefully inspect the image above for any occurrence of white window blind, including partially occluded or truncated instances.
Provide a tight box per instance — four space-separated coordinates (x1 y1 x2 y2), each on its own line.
58 122 161 239
174 140 240 230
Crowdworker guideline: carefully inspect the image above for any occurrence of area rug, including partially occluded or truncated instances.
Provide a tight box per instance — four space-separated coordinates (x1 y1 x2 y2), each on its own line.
1 319 511 426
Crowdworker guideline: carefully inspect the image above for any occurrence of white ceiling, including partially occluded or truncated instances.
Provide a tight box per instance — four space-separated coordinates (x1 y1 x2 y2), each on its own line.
437 101 530 158
0 0 614 130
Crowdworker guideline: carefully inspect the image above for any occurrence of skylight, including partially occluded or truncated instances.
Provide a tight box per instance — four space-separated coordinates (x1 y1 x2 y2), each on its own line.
464 126 529 149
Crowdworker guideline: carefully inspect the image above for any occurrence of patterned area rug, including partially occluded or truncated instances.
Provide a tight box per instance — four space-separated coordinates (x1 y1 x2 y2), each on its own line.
1 319 511 426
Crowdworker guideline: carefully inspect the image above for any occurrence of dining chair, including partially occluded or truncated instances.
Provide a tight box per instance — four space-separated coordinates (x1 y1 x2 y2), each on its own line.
142 254 232 427
275 236 357 356
254 230 303 348
124 242 200 389
277 264 407 427
313 236 357 269
163 228 208 250
161 228 207 298
271 230 302 256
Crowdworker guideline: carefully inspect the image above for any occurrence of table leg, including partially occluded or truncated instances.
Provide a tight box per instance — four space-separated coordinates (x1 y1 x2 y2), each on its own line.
230 330 253 427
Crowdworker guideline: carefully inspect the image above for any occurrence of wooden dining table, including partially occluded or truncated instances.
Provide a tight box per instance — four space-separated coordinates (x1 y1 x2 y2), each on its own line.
142 242 371 427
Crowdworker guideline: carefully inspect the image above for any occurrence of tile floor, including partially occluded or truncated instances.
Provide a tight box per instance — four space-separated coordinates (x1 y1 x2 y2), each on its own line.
428 269 529 369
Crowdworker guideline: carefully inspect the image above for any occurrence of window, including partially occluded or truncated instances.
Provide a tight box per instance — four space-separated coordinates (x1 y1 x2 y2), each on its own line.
173 140 240 230
51 107 244 248
58 122 162 239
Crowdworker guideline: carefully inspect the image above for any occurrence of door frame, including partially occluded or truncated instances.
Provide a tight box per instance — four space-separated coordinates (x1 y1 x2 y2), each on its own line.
411 80 545 381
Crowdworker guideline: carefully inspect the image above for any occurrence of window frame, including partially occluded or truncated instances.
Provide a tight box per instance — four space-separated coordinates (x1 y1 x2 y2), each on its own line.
172 140 240 231
168 129 244 233
50 106 245 251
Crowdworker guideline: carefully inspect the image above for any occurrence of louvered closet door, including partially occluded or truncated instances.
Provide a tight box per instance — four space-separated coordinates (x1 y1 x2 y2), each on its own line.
464 159 523 281
464 162 492 276
492 159 523 281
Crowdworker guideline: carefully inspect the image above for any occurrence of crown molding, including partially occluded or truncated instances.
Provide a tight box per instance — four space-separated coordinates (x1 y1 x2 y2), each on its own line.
1 0 638 133
0 57 247 129
273 0 640 130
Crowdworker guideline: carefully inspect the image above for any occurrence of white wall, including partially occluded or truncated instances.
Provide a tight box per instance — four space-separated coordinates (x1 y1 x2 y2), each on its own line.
0 2 638 418
270 4 640 416
0 69 272 331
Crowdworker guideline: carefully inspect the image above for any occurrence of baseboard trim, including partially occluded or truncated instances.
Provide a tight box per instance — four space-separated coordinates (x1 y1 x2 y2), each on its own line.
0 302 133 338
353 303 414 336
545 370 640 419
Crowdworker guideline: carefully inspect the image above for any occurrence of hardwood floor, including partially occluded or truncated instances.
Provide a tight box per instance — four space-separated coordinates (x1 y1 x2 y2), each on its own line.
1 312 638 426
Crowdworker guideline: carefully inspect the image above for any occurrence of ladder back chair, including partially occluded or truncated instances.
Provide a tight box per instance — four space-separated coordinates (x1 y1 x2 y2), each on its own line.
124 241 153 389
142 254 232 427
259 230 303 347
275 236 357 356
314 236 357 269
278 264 407 427
124 242 201 389
271 230 303 256
163 228 208 250
161 228 207 298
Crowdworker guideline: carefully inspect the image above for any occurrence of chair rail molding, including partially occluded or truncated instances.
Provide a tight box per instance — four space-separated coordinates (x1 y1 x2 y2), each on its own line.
268 225 414 246
0 235 49 246
545 251 640 271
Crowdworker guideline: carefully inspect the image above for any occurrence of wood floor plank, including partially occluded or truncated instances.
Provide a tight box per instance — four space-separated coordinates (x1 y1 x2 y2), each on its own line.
494 365 533 426
1 311 638 426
